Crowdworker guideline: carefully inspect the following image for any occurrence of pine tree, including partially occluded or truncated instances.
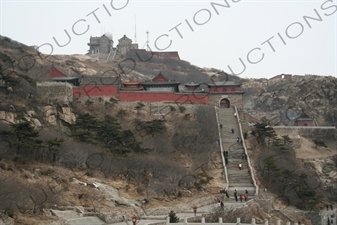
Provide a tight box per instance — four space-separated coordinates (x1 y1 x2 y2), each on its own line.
144 119 166 137
252 123 277 145
0 117 44 157
116 109 128 122
9 117 43 153
135 102 145 118
262 155 280 182
168 210 179 223
313 139 327 149
47 138 64 162
71 113 100 143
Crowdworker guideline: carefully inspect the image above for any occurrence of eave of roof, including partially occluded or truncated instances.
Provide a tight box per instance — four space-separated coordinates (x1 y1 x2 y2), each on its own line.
207 81 242 87
141 82 180 85
296 118 313 121
209 91 245 95
52 77 80 81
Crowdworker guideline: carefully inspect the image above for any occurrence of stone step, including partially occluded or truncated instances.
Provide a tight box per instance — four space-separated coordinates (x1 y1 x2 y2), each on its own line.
227 176 252 180
217 107 256 195
51 210 79 219
227 183 255 187
67 217 106 225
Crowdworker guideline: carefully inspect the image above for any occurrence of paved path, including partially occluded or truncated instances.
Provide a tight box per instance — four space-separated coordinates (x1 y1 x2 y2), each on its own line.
319 209 336 225
51 209 106 225
217 107 256 199
112 202 245 225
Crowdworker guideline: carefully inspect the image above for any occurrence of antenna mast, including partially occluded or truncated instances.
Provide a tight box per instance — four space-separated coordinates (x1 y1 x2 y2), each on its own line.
134 15 137 43
146 30 149 51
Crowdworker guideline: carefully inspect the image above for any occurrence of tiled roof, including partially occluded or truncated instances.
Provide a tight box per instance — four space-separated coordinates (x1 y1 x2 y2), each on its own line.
80 76 120 86
296 113 313 121
208 81 241 86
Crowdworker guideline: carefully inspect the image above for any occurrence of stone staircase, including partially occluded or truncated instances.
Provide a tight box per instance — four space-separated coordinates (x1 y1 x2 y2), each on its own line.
107 48 117 62
217 107 256 199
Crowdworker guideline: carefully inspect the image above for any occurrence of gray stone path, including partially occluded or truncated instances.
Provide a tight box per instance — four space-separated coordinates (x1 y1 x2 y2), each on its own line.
51 209 106 225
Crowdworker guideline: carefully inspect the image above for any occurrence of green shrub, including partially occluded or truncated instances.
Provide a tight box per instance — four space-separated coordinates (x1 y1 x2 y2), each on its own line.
178 106 186 113
85 99 94 106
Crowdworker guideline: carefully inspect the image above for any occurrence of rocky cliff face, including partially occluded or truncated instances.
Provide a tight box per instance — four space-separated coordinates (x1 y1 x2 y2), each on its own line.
242 75 337 127
0 104 76 128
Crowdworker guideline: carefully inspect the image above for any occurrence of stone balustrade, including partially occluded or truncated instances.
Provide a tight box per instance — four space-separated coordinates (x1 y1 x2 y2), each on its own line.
166 217 303 225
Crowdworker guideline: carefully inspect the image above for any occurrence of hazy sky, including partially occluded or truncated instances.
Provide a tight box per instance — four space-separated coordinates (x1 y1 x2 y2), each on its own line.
1 0 336 79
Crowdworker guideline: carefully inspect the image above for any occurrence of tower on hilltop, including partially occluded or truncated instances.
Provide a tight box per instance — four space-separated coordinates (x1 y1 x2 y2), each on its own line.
87 32 113 54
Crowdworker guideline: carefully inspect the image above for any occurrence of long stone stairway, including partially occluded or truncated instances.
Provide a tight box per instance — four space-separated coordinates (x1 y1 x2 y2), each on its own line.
217 107 256 200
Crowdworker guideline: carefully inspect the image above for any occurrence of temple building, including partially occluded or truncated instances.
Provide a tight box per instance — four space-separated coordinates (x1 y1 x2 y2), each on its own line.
117 35 138 55
141 72 180 92
296 113 314 126
87 33 113 54
120 79 143 91
45 64 80 86
42 64 243 107
185 81 200 92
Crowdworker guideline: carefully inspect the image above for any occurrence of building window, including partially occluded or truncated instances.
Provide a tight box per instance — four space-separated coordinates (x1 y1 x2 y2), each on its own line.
231 88 235 91
222 88 226 92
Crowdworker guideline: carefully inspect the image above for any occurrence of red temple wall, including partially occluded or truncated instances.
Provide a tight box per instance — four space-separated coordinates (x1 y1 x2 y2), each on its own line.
119 92 208 103
72 86 119 97
71 87 208 104
296 120 314 126
210 87 239 92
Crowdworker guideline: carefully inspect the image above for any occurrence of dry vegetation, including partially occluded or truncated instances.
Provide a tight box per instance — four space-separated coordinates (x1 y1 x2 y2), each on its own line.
0 98 222 223
245 123 336 212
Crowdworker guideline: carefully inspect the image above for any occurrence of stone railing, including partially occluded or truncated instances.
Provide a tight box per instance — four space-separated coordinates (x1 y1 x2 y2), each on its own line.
248 124 336 129
166 217 304 225
214 106 229 191
234 106 258 196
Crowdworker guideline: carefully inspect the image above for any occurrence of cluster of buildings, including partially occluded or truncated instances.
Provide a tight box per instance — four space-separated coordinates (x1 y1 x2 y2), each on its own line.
39 33 316 126
43 65 316 126
45 65 244 108
87 33 180 60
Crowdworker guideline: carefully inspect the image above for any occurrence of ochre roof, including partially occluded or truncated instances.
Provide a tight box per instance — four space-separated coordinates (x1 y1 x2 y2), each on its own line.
123 79 141 85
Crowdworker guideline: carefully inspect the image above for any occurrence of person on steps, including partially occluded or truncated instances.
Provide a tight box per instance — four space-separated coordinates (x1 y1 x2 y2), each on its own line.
239 163 242 170
224 190 229 198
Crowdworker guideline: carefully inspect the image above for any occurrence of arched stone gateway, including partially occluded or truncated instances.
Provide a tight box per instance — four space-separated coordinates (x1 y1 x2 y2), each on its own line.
220 98 230 108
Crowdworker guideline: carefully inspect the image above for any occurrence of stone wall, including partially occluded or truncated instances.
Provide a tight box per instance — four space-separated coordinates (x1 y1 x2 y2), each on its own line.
37 82 73 103
209 93 244 110
272 127 336 137
118 35 132 55
99 36 112 54
166 217 302 225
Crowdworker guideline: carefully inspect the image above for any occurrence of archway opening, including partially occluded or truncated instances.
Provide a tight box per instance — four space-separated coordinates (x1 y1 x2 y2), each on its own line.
220 98 230 108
